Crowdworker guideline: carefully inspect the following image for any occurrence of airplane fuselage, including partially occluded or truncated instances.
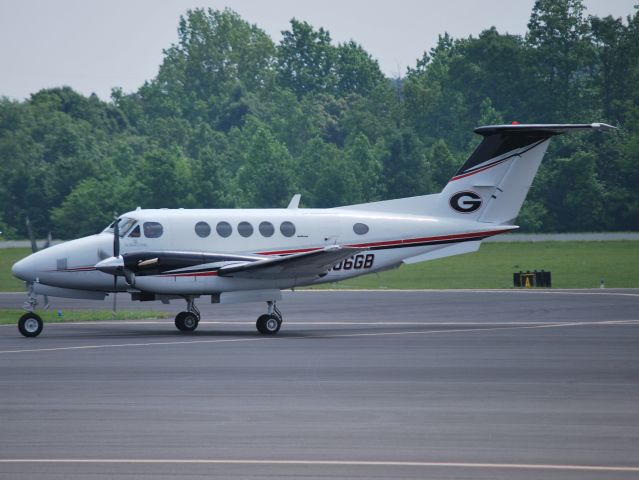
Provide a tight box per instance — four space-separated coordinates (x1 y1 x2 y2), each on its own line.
16 207 508 295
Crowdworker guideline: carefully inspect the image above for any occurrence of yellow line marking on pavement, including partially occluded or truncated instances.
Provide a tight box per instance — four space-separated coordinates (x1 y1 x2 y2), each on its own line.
0 459 637 472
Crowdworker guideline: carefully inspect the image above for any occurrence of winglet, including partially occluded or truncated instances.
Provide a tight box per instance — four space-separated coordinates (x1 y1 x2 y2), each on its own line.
287 194 301 209
590 122 617 131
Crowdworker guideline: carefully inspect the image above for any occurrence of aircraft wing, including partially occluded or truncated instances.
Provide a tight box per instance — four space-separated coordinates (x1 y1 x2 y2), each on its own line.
218 245 366 279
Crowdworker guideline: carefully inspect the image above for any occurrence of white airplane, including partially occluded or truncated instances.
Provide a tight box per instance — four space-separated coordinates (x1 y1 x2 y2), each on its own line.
11 123 614 337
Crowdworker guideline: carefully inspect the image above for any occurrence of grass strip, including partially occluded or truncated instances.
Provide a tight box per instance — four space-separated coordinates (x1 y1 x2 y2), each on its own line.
0 309 169 325
307 241 639 289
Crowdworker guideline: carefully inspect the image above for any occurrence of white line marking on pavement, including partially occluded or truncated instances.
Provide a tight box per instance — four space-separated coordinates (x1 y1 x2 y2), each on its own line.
1 319 637 354
0 320 604 327
0 458 637 472
301 289 639 297
0 337 265 354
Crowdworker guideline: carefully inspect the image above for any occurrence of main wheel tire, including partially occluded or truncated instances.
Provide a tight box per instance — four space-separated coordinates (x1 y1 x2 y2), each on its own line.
175 311 199 332
18 313 43 338
256 314 281 335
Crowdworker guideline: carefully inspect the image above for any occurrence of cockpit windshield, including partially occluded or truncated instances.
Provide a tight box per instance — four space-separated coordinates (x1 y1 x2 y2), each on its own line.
103 217 137 237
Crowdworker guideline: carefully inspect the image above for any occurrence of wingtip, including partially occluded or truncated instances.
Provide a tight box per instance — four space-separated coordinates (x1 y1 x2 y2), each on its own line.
591 122 618 131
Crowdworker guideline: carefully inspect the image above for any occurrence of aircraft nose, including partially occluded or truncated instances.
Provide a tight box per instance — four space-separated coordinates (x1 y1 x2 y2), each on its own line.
12 256 35 282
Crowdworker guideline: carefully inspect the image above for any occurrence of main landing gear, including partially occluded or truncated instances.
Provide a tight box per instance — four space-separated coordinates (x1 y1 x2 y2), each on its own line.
256 301 282 335
174 296 200 332
172 298 284 335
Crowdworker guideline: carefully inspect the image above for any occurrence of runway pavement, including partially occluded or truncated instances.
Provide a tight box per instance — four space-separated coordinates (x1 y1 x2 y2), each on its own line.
0 290 638 479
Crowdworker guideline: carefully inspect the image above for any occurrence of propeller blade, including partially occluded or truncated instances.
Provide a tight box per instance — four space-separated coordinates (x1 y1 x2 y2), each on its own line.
43 232 52 250
112 277 117 318
124 269 135 286
113 214 120 258
25 217 37 253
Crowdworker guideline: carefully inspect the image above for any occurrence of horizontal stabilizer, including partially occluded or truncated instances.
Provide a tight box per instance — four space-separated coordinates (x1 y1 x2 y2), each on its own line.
402 240 481 264
474 123 616 136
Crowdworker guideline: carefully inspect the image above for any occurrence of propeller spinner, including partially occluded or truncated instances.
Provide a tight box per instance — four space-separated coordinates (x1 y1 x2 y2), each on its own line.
95 215 135 287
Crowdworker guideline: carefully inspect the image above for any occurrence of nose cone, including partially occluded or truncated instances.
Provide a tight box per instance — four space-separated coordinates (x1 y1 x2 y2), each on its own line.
12 256 36 282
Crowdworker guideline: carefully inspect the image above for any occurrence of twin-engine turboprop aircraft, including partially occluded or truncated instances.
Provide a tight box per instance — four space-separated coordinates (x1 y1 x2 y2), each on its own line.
11 123 614 337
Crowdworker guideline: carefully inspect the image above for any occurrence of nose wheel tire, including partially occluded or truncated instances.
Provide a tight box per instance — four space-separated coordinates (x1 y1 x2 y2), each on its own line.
175 311 199 332
18 313 43 338
256 314 281 335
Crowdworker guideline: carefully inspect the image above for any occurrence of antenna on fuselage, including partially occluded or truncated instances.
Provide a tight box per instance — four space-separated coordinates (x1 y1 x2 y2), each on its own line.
287 194 301 209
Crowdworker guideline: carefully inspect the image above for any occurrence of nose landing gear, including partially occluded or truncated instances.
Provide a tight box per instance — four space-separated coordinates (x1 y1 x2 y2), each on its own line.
18 284 44 337
174 296 200 332
256 301 282 335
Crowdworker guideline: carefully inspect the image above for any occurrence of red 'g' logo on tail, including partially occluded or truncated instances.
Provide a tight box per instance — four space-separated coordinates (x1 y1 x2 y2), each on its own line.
449 191 482 213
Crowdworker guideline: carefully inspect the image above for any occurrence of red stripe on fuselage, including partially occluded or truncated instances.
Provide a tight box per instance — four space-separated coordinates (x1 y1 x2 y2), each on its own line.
347 228 510 248
256 229 514 256
450 158 508 181
47 266 97 272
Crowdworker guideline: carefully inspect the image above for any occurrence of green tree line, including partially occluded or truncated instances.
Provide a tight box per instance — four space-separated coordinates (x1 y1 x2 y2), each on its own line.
1 0 637 239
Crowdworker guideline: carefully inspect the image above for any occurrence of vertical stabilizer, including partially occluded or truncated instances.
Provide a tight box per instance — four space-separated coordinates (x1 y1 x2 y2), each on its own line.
436 123 615 225
336 123 614 219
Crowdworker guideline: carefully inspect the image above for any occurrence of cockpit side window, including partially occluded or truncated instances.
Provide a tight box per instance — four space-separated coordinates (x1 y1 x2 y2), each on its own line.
103 217 137 237
143 222 164 238
128 225 141 238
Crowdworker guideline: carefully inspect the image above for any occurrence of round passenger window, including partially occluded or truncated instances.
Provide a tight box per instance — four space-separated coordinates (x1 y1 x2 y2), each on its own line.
216 221 232 238
259 221 275 237
280 221 296 237
353 223 369 235
143 222 163 238
195 221 211 238
238 221 254 238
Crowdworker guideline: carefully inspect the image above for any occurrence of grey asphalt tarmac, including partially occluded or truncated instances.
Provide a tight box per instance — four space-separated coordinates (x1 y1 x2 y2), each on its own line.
0 290 638 480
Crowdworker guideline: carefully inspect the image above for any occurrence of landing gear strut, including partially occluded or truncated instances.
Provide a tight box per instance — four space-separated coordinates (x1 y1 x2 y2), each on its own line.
175 296 200 332
256 301 282 335
18 284 43 338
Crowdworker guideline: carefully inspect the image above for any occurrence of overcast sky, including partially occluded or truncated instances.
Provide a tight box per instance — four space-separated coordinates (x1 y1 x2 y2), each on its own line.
0 0 636 101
